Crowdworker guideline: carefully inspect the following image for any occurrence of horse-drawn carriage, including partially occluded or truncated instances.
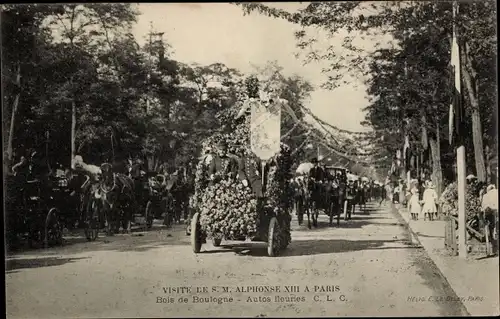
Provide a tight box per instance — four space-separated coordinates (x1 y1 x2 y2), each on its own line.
5 175 64 249
292 164 347 228
343 173 368 220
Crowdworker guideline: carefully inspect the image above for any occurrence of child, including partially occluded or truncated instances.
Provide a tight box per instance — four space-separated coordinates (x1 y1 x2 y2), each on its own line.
422 181 438 221
408 188 421 221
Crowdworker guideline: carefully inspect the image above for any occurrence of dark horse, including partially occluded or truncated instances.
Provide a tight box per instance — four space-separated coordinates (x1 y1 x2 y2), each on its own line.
305 177 322 229
344 181 358 220
292 177 309 226
98 163 135 235
325 176 345 227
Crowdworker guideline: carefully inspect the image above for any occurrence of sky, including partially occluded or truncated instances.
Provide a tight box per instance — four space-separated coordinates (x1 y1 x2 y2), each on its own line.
131 3 379 133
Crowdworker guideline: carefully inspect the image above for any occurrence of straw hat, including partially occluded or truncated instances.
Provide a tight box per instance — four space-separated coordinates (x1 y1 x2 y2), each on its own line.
466 174 476 181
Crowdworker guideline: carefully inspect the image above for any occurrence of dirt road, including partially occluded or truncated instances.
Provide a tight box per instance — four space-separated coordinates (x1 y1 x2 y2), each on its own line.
6 202 469 318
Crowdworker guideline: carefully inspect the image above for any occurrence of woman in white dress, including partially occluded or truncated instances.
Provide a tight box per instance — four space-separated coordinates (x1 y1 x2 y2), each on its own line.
422 181 438 221
408 188 421 220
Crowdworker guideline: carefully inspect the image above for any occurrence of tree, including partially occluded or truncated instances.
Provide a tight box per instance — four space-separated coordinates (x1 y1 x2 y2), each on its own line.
43 4 138 166
2 5 57 162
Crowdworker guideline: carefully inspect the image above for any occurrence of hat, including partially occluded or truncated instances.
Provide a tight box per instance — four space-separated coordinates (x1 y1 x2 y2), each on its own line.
487 184 496 192
311 157 318 164
466 174 476 180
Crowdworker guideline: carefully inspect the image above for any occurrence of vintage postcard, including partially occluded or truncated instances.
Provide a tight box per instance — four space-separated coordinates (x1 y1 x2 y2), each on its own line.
4 2 499 318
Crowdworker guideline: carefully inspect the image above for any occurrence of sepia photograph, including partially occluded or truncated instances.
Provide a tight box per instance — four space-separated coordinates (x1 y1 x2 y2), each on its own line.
3 1 498 317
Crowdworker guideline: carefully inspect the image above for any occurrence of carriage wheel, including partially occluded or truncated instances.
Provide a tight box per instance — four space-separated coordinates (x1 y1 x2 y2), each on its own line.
145 201 153 229
191 213 202 253
267 217 280 257
44 208 63 248
212 237 222 247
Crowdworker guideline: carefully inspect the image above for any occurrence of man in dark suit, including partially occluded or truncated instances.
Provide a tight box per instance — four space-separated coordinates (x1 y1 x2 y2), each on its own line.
237 151 269 198
236 149 271 241
208 140 238 184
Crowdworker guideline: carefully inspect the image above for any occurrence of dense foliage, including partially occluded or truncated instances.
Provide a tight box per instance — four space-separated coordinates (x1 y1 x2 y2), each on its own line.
2 4 315 175
439 181 484 222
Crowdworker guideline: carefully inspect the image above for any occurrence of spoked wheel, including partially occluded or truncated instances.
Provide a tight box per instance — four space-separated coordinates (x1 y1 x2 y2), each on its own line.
44 208 63 248
267 216 280 257
145 201 153 230
191 213 202 253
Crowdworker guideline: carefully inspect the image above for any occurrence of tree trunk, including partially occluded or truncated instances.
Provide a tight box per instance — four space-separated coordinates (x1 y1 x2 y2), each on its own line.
462 42 487 182
429 137 442 197
430 121 443 196
7 63 21 162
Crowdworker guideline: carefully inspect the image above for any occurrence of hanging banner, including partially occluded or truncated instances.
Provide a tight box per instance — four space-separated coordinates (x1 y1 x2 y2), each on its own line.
250 99 281 161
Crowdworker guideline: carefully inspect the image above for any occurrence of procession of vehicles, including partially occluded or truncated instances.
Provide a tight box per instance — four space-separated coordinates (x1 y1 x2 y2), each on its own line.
5 157 380 254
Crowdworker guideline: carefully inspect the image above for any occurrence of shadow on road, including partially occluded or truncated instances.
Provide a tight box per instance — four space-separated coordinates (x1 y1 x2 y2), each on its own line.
6 225 190 257
293 217 399 231
5 256 89 274
200 238 418 257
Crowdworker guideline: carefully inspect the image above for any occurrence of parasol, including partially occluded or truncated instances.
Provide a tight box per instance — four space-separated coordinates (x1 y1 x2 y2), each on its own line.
296 162 314 175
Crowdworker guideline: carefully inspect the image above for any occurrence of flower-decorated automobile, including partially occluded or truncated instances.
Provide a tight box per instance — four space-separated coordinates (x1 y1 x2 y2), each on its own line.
189 80 294 257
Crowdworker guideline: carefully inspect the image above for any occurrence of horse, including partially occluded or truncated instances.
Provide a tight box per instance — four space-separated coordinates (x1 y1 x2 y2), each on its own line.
306 177 322 229
357 183 368 213
98 163 135 235
292 177 308 226
173 170 191 222
344 181 359 220
325 177 344 227
163 173 181 227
